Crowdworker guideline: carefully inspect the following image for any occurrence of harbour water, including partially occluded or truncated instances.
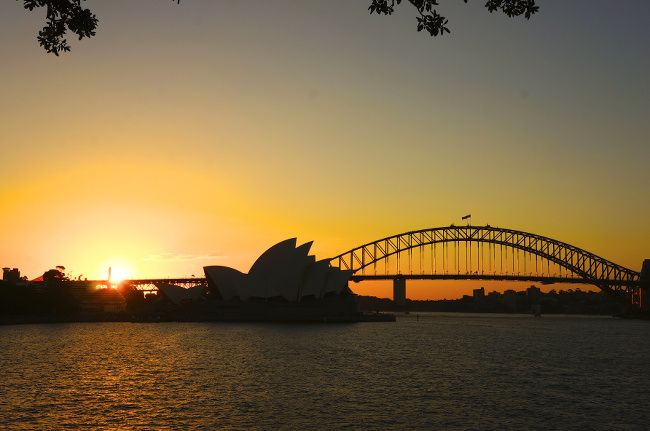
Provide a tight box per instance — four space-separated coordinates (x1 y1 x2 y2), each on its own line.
1 314 649 430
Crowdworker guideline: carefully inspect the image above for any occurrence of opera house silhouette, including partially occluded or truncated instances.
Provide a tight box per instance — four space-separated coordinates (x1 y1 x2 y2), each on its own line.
153 239 390 322
204 238 353 301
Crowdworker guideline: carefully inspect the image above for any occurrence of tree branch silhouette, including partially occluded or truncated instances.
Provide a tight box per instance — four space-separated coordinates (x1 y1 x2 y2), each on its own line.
20 0 98 55
20 0 538 55
369 0 539 37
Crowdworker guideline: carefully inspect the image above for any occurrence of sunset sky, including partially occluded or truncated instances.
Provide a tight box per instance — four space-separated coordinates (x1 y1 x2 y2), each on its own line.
1 0 648 299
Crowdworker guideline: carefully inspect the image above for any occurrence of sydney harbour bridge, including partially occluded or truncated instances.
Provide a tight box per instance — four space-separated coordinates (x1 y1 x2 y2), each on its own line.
125 225 649 311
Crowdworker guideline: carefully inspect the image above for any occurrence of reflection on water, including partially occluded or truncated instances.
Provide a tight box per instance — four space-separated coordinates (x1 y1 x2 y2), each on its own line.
1 314 649 430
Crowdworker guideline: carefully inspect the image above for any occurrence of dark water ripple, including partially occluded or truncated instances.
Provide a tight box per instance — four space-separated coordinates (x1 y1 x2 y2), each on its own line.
1 314 649 430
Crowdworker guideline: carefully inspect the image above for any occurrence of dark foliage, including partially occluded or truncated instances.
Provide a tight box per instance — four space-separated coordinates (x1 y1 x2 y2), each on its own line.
20 0 538 55
369 0 538 37
43 267 68 285
20 0 98 55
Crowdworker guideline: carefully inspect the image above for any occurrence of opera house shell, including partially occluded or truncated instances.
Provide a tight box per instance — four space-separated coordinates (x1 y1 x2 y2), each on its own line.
204 238 353 302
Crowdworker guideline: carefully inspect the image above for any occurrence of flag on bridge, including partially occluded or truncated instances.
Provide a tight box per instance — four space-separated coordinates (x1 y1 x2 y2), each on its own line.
462 214 471 220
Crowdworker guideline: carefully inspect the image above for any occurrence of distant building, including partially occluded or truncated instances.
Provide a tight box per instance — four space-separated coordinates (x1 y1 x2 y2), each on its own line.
66 283 127 313
527 285 541 302
156 283 205 305
473 287 485 300
502 289 518 312
2 268 21 284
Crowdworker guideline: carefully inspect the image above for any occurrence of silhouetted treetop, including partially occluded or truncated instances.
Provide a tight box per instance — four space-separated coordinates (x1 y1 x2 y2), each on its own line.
43 267 69 285
21 0 98 55
21 0 538 55
370 0 538 36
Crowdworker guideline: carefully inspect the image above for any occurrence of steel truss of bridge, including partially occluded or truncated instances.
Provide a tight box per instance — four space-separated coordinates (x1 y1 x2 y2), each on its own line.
113 278 207 291
329 225 647 309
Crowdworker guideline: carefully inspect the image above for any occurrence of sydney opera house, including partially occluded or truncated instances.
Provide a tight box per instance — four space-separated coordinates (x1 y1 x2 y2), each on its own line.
152 238 391 321
204 238 353 302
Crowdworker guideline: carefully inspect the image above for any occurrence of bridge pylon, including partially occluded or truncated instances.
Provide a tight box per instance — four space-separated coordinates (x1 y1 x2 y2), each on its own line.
641 259 650 312
393 277 406 307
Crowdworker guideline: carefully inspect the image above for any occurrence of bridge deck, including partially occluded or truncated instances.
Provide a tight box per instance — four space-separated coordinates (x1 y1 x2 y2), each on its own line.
109 275 636 288
350 274 637 286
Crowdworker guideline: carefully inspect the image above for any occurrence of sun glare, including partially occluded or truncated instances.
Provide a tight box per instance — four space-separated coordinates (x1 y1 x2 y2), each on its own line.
98 260 134 284
109 266 131 284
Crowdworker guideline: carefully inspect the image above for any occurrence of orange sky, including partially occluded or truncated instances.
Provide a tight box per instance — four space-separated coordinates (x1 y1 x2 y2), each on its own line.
0 1 648 299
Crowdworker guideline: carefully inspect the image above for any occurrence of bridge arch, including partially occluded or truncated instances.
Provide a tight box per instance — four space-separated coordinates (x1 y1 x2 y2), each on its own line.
329 226 640 294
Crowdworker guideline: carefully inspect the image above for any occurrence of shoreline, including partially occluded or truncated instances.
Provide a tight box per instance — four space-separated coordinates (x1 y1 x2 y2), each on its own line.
4 310 650 326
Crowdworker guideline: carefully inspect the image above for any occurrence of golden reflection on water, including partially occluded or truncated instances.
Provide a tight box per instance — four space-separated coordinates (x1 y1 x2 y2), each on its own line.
1 318 649 430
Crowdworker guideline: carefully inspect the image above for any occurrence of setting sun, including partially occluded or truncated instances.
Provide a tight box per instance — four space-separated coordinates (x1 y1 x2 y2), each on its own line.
100 261 134 284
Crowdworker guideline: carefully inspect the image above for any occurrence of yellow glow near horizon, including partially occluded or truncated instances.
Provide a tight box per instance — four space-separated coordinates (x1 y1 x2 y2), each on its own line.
101 260 134 284
0 1 648 300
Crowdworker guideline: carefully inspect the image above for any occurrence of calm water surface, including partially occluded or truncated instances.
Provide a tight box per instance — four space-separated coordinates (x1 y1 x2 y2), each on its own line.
1 314 649 430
